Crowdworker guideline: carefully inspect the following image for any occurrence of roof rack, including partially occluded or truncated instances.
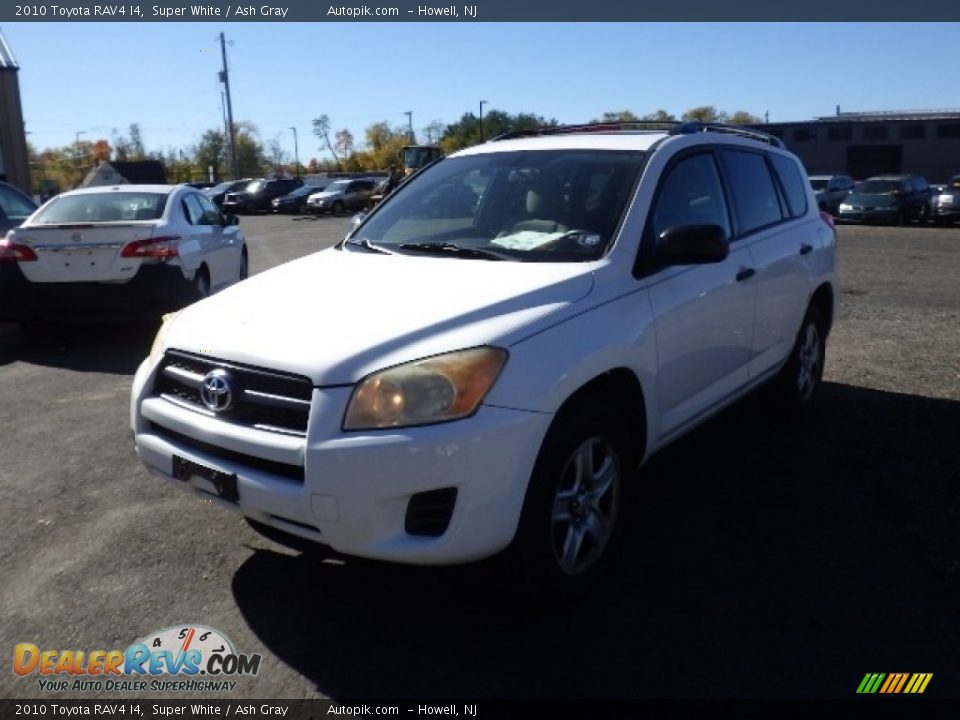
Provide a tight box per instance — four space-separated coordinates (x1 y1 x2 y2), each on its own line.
490 120 785 149
490 121 681 142
668 122 785 148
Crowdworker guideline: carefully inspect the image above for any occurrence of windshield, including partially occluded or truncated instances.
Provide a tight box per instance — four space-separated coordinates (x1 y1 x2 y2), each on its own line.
31 192 168 223
809 179 828 191
322 180 350 193
856 180 900 194
350 150 646 262
245 180 266 193
208 181 236 194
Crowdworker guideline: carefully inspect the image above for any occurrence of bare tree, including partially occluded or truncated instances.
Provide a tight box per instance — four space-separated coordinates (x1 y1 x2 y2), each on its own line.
312 114 341 171
334 128 354 165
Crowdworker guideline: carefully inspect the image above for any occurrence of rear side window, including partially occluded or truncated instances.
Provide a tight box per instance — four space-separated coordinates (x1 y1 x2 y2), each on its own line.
720 149 784 234
769 154 809 218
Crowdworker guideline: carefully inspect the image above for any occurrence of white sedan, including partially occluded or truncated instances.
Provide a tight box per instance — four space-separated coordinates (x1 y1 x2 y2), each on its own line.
0 184 248 324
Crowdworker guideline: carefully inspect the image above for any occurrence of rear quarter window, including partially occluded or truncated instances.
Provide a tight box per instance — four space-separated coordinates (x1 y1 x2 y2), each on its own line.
769 154 809 218
720 149 784 234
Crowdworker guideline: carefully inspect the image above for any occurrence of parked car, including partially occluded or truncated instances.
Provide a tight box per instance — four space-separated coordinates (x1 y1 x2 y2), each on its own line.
0 185 247 326
0 180 38 236
808 174 855 215
222 177 304 214
305 178 378 214
132 123 835 597
931 175 960 226
836 175 931 225
270 184 328 214
204 179 253 208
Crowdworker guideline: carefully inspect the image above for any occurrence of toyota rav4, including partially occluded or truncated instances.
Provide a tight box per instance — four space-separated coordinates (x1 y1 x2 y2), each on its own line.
131 123 837 596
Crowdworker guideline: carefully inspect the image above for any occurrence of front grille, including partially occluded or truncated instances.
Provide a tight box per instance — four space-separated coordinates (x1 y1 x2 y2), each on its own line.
153 350 313 436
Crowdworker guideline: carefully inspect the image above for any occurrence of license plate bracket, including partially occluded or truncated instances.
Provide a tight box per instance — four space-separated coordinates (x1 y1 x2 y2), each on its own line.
172 456 239 502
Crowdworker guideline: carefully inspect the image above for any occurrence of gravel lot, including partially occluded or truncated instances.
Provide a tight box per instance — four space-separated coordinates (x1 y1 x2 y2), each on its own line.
1 216 958 700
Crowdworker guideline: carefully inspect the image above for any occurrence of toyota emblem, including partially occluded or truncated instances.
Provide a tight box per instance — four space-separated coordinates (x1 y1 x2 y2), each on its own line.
200 369 237 412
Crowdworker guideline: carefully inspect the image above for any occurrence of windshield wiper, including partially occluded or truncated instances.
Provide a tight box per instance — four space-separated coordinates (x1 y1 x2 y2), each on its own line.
397 242 511 261
343 237 396 255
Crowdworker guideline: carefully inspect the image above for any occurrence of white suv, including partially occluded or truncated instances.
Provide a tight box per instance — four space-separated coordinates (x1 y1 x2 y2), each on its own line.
131 123 836 595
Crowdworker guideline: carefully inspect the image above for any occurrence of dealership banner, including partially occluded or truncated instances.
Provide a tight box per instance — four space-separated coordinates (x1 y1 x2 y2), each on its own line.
2 0 960 22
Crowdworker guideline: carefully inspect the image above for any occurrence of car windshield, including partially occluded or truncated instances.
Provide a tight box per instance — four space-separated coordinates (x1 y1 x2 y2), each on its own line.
856 180 900 194
31 192 168 223
323 180 351 193
809 179 829 191
349 150 646 262
245 180 267 193
208 181 237 194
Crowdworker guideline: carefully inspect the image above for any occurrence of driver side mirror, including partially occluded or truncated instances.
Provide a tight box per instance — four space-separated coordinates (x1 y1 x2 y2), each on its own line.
224 214 240 226
656 224 729 266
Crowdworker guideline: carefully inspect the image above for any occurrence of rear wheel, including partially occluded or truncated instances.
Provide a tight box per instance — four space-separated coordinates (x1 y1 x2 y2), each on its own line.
192 266 210 302
508 399 631 600
770 306 826 413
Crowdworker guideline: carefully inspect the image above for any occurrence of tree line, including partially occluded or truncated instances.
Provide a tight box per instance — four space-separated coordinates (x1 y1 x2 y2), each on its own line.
27 106 764 193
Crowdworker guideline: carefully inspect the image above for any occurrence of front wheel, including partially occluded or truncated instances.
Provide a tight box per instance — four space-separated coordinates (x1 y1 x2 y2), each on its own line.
508 400 631 600
770 306 826 413
332 200 346 215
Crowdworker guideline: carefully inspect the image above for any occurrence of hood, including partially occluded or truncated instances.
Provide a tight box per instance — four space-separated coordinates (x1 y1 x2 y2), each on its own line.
161 248 596 385
311 190 343 200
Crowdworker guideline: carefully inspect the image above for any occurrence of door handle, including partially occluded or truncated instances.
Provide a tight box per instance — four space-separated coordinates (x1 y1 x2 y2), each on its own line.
800 244 813 255
736 267 756 282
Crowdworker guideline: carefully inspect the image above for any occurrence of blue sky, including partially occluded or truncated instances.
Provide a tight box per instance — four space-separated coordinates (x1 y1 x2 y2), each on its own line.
4 22 958 161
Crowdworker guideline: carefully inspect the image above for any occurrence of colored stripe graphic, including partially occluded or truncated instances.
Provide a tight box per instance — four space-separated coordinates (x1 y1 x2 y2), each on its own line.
857 672 932 694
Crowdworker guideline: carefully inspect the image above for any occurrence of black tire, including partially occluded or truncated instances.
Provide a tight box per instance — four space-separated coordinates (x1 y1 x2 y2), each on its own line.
917 204 930 225
192 266 211 302
298 201 308 215
238 249 249 281
770 306 826 413
332 200 346 215
507 399 632 600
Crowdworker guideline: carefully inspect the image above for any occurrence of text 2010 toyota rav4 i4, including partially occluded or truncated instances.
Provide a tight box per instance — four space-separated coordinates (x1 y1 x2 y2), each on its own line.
131 123 836 595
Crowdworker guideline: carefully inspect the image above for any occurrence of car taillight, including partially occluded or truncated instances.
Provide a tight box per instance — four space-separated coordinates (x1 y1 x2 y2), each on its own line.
121 235 181 258
0 238 38 262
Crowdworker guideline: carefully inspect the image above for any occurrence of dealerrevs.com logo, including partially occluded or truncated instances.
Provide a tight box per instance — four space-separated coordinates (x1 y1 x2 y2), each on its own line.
13 625 262 693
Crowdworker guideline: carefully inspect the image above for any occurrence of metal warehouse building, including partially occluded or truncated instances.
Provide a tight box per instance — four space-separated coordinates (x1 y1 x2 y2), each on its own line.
752 110 960 183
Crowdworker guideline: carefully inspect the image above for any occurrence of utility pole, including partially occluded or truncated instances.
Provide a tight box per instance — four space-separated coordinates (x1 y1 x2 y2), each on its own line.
289 126 299 177
218 32 238 179
404 111 413 143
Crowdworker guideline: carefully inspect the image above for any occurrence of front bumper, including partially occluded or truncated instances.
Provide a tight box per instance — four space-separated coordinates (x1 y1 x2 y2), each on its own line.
835 208 900 224
0 263 193 321
131 358 552 564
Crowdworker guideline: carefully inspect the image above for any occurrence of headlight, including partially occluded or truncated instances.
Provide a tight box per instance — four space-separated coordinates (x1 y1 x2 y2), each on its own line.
148 311 180 364
343 347 507 430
